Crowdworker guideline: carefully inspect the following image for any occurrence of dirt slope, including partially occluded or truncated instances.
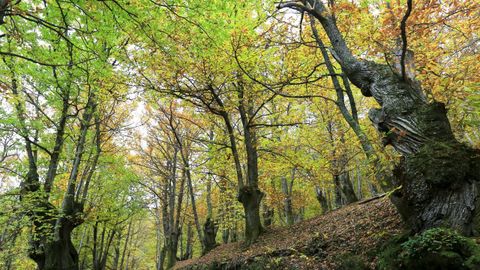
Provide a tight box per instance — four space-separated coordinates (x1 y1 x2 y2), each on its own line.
174 197 404 270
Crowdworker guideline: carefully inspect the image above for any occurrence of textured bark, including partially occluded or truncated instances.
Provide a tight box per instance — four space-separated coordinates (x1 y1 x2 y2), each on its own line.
391 141 480 234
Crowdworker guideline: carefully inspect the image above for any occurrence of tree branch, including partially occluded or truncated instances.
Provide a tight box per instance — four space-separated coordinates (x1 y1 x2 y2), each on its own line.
400 0 413 81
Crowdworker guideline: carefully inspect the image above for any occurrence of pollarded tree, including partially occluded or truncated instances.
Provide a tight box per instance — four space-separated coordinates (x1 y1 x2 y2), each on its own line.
279 0 480 234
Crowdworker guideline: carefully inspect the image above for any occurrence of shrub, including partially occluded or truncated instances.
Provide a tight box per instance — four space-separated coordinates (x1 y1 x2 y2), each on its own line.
377 228 480 270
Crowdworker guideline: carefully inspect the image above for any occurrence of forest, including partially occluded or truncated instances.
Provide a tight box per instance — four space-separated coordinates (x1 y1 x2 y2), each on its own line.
0 0 479 269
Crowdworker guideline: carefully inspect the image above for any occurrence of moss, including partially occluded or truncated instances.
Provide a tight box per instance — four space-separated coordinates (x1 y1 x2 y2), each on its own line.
377 228 480 270
406 141 469 187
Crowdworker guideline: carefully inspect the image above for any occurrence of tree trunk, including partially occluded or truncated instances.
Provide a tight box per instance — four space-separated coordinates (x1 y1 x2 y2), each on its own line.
39 220 79 270
262 204 274 227
238 187 264 246
165 232 179 270
157 246 166 270
334 179 343 208
336 171 358 205
222 229 229 244
231 224 238 242
294 207 305 223
237 87 264 245
184 223 193 259
99 229 115 270
112 233 121 270
202 218 217 255
348 53 480 235
281 176 294 225
183 164 204 254
8 59 82 270
315 186 329 214
119 220 132 270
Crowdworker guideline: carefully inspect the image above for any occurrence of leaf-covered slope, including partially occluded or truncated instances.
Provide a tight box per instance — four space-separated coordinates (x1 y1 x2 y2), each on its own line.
174 197 404 270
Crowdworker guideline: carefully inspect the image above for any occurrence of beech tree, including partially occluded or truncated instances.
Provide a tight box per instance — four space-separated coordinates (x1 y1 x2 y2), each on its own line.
278 0 480 234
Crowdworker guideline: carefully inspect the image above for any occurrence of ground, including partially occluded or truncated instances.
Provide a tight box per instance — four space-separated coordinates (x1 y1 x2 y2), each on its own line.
173 196 404 270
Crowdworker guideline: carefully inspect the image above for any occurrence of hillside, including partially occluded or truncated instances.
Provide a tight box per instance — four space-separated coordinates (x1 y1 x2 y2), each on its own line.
174 197 404 270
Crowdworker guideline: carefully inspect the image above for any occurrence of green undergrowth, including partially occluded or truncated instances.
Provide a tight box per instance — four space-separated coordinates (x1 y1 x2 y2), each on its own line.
377 228 480 270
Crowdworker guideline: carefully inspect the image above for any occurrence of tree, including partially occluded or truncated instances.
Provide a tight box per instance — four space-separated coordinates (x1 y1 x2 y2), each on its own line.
278 0 480 235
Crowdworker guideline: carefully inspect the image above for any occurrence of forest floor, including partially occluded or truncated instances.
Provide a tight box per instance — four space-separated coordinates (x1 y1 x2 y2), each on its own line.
174 196 405 270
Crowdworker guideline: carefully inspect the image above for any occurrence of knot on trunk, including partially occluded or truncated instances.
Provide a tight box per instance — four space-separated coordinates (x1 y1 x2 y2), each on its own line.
237 186 264 205
369 102 454 156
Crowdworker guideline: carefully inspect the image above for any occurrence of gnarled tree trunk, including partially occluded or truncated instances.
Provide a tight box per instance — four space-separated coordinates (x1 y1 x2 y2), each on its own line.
350 61 480 234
